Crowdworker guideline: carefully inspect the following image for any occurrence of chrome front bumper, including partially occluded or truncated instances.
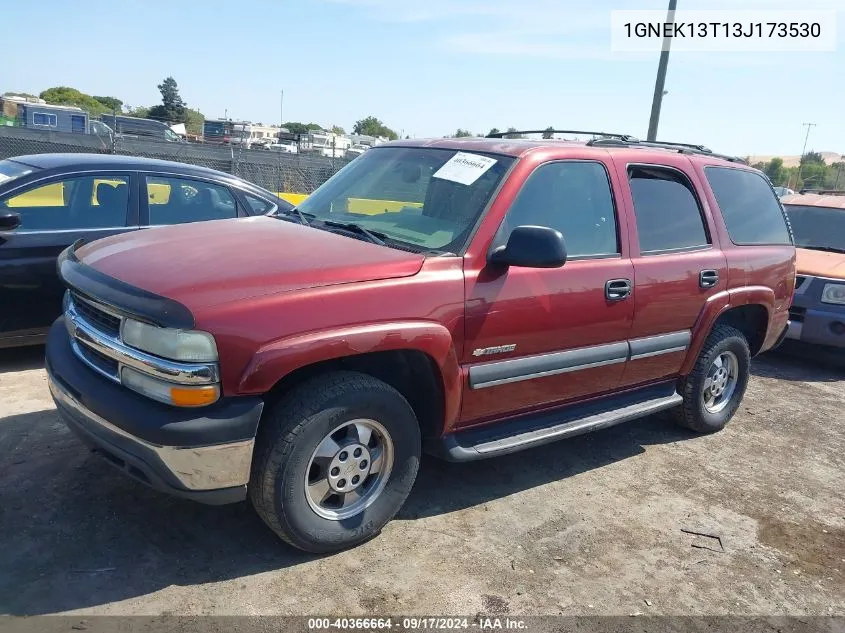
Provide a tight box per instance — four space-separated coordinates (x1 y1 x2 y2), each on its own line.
49 373 254 496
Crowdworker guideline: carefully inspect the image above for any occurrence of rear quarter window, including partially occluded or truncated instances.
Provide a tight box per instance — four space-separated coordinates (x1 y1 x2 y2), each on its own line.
704 167 792 245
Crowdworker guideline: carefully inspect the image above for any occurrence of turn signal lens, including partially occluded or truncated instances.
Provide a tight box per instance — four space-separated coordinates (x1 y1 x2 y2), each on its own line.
170 385 219 407
121 366 219 407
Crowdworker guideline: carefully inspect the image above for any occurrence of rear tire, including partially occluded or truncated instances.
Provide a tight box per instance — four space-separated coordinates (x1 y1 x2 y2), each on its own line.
673 325 751 433
249 371 421 553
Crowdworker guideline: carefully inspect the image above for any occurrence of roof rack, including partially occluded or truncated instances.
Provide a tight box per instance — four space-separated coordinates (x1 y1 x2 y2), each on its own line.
798 189 845 196
482 128 746 163
586 137 746 164
485 129 635 140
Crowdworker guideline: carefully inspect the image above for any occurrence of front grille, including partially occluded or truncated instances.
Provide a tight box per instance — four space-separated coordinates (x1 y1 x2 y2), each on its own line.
789 306 806 323
75 341 120 379
795 275 808 290
71 293 121 338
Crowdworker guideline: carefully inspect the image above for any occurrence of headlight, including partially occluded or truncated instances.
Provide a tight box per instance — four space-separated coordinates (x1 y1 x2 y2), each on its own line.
121 366 219 407
821 283 845 306
121 318 218 361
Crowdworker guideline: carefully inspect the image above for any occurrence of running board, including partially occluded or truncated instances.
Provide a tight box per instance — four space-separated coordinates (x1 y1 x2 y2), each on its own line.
429 383 682 462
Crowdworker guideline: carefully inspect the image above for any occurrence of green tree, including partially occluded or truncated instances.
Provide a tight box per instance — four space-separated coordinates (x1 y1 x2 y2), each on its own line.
453 128 473 137
799 162 829 190
185 108 205 136
147 77 187 123
829 161 845 189
504 127 524 139
3 91 38 99
763 157 787 186
124 105 150 118
282 121 324 135
331 125 345 135
40 86 109 116
93 96 123 112
352 116 398 140
800 151 825 166
487 127 501 137
542 126 555 139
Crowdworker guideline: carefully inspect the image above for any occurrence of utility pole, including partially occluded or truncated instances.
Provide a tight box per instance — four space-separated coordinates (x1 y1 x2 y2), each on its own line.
646 0 677 141
280 90 284 126
795 122 817 188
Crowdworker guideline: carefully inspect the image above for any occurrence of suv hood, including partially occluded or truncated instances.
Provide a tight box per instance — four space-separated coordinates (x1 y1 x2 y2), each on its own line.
796 247 845 279
75 217 425 310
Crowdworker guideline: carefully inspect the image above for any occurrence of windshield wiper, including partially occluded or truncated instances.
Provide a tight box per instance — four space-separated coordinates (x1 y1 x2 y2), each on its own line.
802 245 845 254
275 206 313 226
321 220 387 246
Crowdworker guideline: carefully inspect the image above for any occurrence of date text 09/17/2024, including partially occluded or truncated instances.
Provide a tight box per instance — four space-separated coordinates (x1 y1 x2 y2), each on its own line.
307 617 529 630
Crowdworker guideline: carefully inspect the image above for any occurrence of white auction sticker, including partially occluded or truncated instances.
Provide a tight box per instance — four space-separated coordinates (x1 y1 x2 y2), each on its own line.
432 152 497 186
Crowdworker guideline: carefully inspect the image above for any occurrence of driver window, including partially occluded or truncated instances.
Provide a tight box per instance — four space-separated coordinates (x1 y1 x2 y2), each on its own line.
493 161 619 258
1 176 130 231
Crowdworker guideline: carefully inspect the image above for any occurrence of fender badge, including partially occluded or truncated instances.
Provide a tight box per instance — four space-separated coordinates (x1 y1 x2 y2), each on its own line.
472 344 517 357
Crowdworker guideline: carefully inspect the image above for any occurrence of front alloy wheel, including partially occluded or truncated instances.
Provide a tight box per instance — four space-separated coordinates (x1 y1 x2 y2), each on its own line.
305 419 394 520
249 371 421 553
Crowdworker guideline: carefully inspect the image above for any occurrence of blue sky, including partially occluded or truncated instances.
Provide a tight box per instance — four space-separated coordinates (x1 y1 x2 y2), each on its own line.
4 0 843 157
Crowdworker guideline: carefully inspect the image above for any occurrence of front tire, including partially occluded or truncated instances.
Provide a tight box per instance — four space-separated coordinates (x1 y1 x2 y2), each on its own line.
249 371 421 553
673 325 751 433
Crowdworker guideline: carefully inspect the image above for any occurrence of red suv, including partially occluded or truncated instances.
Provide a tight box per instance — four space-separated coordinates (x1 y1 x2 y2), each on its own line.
45 132 795 552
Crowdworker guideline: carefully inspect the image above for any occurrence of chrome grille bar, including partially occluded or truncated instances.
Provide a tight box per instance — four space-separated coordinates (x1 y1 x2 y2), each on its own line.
66 296 218 385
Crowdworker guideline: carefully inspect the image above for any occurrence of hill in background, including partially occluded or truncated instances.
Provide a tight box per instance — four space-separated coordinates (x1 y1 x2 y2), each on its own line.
747 151 841 168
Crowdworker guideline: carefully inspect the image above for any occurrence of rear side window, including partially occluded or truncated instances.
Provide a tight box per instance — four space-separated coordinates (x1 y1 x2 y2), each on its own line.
628 165 709 253
146 176 237 225
243 193 275 214
494 161 619 257
705 167 792 245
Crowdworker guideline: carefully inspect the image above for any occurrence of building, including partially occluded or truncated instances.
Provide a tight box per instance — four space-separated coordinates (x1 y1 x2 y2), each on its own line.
16 102 89 134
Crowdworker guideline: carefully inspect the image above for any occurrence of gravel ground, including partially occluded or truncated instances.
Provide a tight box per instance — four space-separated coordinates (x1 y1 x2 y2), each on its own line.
0 345 843 617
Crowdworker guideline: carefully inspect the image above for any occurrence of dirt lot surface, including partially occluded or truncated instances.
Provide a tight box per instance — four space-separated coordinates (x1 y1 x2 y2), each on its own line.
0 345 843 617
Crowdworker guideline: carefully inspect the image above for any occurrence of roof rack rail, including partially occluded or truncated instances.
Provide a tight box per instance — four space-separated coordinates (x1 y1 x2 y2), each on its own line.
585 137 746 164
798 189 845 196
485 129 636 140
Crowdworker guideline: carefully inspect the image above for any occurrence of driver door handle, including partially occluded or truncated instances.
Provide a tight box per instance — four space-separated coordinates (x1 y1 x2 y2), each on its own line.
605 278 632 301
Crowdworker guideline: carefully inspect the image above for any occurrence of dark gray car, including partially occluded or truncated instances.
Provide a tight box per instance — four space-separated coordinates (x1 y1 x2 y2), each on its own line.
0 153 292 348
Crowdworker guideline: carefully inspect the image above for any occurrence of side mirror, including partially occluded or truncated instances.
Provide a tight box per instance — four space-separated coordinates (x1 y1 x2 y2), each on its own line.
488 225 567 268
0 212 21 232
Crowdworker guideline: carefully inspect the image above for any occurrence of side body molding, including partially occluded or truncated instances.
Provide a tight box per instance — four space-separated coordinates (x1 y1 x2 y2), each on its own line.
469 332 693 390
238 321 462 429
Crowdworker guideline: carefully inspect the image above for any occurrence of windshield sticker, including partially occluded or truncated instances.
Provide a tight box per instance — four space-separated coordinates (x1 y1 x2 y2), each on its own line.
432 152 498 186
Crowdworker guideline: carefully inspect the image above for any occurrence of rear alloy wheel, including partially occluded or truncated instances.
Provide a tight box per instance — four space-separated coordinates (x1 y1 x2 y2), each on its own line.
674 325 750 433
701 351 739 414
249 371 420 553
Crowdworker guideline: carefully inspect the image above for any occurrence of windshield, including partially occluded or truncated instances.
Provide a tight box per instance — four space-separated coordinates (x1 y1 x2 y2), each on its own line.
297 147 514 253
784 204 845 252
0 159 36 185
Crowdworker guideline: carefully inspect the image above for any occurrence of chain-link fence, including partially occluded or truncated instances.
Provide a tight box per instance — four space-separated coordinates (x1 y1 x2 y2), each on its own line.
0 126 351 194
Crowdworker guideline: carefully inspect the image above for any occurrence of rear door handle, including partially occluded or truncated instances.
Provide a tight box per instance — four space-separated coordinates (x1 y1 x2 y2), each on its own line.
699 269 719 289
605 278 632 301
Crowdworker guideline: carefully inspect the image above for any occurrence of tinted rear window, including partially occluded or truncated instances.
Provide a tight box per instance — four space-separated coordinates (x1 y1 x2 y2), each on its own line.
784 204 845 253
705 167 792 245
